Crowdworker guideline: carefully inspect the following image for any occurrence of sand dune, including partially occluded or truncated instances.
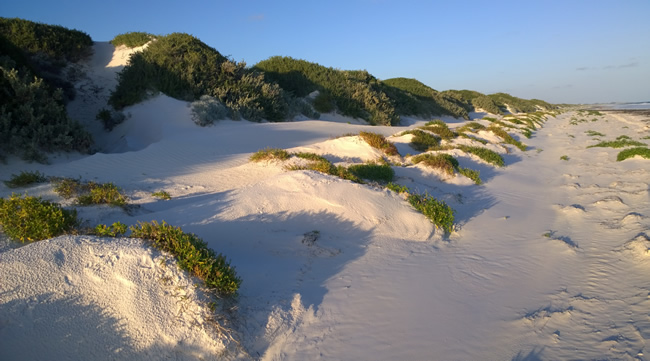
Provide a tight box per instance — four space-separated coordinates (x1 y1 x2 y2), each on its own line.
1 43 649 360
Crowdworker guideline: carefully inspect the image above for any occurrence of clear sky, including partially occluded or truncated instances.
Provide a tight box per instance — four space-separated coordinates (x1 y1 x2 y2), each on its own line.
3 0 649 104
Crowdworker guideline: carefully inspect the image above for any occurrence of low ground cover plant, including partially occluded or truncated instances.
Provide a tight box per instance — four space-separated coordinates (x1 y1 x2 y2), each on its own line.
110 32 155 47
412 153 459 175
456 122 486 133
94 222 128 237
587 136 646 149
585 130 605 137
560 155 569 161
420 120 457 140
403 129 441 151
0 193 78 242
616 147 650 161
77 183 127 207
458 167 482 185
4 171 48 188
488 126 527 151
250 148 291 162
359 131 399 156
347 163 394 183
130 221 241 296
152 190 172 200
407 192 454 234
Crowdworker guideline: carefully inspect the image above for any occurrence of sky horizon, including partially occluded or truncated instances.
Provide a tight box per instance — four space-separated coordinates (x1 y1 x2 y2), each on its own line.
3 0 649 104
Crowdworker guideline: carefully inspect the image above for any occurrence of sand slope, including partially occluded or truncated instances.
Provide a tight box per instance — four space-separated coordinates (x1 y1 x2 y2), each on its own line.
1 43 649 360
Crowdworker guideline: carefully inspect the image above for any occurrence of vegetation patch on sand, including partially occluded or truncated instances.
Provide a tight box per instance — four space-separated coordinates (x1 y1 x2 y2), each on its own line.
359 131 400 156
587 135 646 149
0 193 79 242
617 147 650 161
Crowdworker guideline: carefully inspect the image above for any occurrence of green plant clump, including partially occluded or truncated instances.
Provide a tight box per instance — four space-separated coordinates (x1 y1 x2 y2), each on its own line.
152 191 172 200
129 221 241 296
94 222 128 237
359 131 399 156
0 193 78 242
110 32 155 48
403 129 441 151
585 130 605 137
488 126 527 151
4 171 48 188
77 182 128 207
587 137 646 149
560 155 569 161
411 153 459 175
616 147 650 161
250 148 291 162
458 167 482 185
347 163 395 183
407 193 454 234
386 182 409 193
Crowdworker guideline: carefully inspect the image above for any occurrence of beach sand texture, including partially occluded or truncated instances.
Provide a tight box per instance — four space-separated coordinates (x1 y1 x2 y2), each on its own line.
1 43 649 361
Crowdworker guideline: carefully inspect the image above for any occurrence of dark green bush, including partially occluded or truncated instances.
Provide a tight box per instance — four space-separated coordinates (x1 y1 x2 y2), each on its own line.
110 33 288 121
313 92 335 113
96 108 126 131
110 32 155 48
407 193 454 234
130 221 241 296
347 163 394 182
4 171 48 188
0 66 92 161
382 78 469 119
0 193 78 242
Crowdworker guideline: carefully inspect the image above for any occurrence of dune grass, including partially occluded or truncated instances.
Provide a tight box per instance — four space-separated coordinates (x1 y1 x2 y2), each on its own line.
458 167 482 185
347 163 394 183
419 120 457 140
152 191 172 200
616 147 650 161
585 130 605 137
4 171 48 188
407 193 454 234
411 153 459 175
455 145 505 167
587 136 646 149
456 122 486 133
359 131 400 156
250 148 291 162
488 126 527 151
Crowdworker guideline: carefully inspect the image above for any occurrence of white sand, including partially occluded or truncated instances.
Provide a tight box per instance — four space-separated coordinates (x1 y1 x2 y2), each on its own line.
1 43 649 360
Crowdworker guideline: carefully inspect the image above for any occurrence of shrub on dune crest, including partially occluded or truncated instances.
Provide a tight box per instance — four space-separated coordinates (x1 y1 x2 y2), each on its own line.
616 147 650 161
411 153 459 175
250 148 291 162
403 129 441 151
488 126 527 151
110 32 155 48
347 163 395 183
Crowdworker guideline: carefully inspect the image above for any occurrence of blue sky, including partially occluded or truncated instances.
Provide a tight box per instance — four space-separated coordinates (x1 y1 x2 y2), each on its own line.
4 0 649 104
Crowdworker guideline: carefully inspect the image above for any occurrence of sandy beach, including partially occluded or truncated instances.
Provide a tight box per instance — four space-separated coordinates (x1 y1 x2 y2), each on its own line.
1 43 649 361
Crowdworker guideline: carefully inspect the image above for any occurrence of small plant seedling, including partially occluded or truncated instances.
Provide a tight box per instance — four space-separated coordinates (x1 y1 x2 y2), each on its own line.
152 190 172 200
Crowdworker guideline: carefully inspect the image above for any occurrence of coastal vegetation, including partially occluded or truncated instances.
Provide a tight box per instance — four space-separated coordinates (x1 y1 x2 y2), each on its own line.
616 147 650 161
110 32 155 47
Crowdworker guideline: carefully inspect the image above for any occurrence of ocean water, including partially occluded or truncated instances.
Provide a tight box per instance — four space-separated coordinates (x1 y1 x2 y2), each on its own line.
608 102 650 110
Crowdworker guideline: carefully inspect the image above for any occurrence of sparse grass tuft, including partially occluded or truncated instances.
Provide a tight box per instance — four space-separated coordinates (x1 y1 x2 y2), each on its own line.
386 182 409 194
0 193 78 242
587 138 646 149
152 191 172 200
250 148 291 162
4 171 48 188
456 145 505 167
585 130 605 137
488 126 527 151
407 193 454 234
293 152 328 162
616 147 650 161
130 221 241 296
52 177 87 199
560 155 569 161
359 131 400 156
456 122 486 133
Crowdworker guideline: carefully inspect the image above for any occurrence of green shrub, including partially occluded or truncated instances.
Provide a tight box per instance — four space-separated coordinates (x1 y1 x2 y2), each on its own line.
471 95 503 114
129 221 241 296
411 153 459 175
52 177 86 199
250 148 291 162
455 145 505 166
94 222 128 237
521 129 532 139
458 167 481 185
359 131 399 156
456 122 486 133
96 108 126 131
407 193 454 234
110 33 288 121
403 129 440 151
386 182 409 193
313 92 335 113
0 193 78 242
4 171 47 188
0 66 93 162
110 32 155 48
347 163 394 182
77 183 127 207
617 147 650 161
381 78 469 119
152 191 171 200
560 155 569 161
488 126 527 151
419 121 457 140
